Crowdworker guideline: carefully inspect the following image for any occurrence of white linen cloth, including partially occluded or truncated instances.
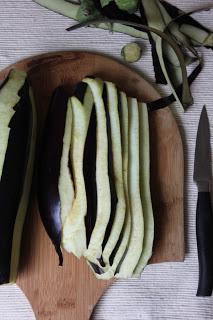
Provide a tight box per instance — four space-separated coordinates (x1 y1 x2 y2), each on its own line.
0 1 213 319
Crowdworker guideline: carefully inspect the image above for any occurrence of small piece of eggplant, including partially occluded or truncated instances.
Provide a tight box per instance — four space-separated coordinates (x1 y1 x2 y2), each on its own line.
62 83 93 258
83 78 111 266
121 42 142 63
38 87 73 266
0 70 36 284
134 103 154 277
116 98 144 278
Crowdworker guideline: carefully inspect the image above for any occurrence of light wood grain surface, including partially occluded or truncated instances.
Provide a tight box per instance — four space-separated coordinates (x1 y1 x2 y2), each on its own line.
0 1 213 320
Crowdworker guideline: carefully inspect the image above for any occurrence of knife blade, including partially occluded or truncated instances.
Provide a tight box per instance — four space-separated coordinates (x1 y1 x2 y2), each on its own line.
193 106 213 297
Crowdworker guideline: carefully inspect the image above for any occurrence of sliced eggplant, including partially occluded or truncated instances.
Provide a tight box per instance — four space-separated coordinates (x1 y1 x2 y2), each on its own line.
62 83 93 258
134 103 154 277
38 87 73 266
116 98 144 278
97 91 131 280
101 82 126 268
83 78 111 266
0 70 36 284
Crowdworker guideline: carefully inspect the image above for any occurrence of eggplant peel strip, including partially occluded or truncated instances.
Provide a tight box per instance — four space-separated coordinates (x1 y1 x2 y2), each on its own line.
160 1 213 49
164 6 213 49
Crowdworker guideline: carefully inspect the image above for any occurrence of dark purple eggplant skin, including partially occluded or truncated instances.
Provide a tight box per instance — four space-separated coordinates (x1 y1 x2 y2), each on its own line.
84 106 97 246
0 75 9 90
38 87 70 266
0 80 32 284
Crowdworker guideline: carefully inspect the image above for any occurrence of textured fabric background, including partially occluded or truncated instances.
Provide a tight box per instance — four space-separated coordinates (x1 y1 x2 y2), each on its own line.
0 1 213 319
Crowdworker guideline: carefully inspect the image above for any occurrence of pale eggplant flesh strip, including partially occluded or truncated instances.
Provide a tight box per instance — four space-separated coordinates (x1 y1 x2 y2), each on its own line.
0 71 36 284
97 91 132 280
134 103 154 277
100 84 118 267
58 99 74 227
116 98 144 279
83 78 111 266
38 87 70 266
62 83 93 258
101 82 125 269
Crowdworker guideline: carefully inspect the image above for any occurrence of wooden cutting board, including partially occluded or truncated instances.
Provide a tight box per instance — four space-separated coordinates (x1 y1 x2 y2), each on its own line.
0 51 184 320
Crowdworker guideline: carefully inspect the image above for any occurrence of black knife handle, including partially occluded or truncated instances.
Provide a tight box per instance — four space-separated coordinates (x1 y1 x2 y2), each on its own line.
196 191 213 296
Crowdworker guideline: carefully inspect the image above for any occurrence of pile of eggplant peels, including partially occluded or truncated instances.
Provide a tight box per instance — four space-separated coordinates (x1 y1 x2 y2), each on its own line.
34 0 213 111
38 78 154 279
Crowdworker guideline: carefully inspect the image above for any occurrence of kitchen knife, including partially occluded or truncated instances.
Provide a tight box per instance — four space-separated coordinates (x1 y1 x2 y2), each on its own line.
194 106 213 297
